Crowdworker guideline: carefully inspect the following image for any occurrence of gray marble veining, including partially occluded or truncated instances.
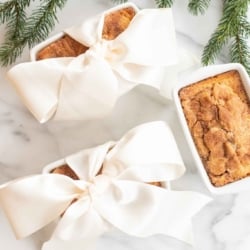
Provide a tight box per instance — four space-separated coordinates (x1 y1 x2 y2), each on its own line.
0 1 249 250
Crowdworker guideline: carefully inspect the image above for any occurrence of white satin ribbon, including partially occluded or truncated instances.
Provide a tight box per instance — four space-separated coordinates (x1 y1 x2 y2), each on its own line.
7 3 178 123
0 122 211 250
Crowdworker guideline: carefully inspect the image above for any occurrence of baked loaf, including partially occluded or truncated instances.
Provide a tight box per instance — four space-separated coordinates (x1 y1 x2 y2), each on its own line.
179 70 250 187
36 7 136 60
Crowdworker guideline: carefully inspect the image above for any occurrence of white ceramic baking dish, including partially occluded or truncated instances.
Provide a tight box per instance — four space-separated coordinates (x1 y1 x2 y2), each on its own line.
173 63 250 195
30 2 139 61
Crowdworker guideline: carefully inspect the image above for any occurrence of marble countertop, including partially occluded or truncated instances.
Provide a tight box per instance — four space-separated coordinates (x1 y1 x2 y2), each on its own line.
0 0 250 250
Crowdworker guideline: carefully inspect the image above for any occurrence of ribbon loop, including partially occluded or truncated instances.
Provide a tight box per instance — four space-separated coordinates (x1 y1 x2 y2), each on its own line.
0 174 83 239
88 175 112 198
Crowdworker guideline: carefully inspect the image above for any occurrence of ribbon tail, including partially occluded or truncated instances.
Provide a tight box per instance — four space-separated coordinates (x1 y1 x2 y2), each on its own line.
112 8 177 90
7 58 72 123
94 180 211 245
43 198 110 250
52 198 110 241
54 53 119 120
0 175 81 239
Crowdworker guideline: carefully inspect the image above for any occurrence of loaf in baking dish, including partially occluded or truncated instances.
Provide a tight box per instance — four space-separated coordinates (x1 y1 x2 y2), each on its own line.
179 70 250 187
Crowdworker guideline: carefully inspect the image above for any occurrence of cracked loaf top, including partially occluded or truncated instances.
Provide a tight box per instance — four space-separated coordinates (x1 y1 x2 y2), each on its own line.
179 70 250 187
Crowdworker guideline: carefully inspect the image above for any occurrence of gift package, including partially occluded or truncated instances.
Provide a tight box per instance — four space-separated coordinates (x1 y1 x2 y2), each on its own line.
1 2 250 250
0 122 211 250
7 3 177 122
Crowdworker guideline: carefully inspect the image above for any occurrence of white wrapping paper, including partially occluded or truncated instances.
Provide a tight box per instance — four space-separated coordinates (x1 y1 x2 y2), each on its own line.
7 3 178 123
0 121 211 250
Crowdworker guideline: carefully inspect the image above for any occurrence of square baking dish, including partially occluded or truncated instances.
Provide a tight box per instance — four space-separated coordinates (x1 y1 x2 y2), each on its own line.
173 63 250 194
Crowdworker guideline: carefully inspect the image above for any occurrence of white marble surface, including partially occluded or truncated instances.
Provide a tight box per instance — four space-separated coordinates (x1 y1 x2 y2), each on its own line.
0 0 250 250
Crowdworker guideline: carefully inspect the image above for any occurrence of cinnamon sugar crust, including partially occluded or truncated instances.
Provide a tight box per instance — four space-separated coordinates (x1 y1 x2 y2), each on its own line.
36 35 89 60
36 7 136 60
51 165 79 180
102 7 136 40
179 70 250 187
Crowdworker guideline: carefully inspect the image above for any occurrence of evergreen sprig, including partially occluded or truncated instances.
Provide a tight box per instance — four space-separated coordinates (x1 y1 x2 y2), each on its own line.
0 0 67 66
201 0 250 74
0 0 30 24
188 0 211 15
0 0 31 66
25 0 67 47
111 0 127 3
0 0 249 73
230 34 250 74
155 0 173 8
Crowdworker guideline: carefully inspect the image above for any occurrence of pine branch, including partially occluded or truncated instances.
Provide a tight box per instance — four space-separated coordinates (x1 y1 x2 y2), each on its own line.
188 0 211 15
0 41 26 66
0 0 67 66
5 1 29 41
25 0 67 47
202 0 250 73
0 0 30 24
237 16 250 37
0 0 31 66
230 35 250 74
155 0 174 8
0 1 16 24
201 21 230 65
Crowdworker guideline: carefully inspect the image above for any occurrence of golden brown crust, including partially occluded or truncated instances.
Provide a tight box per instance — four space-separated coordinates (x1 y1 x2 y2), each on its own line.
51 164 79 180
148 181 162 187
36 7 136 60
102 7 136 40
37 35 89 60
179 70 250 187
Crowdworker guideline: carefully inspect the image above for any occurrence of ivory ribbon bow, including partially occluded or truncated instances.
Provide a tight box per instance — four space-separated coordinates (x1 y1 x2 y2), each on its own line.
0 122 211 250
7 3 178 123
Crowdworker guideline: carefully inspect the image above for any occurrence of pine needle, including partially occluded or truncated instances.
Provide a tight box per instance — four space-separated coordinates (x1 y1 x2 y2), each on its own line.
155 0 174 8
0 41 26 66
231 35 250 74
0 0 30 24
202 0 250 73
111 0 128 3
0 0 31 66
25 0 67 47
188 0 211 15
0 0 67 66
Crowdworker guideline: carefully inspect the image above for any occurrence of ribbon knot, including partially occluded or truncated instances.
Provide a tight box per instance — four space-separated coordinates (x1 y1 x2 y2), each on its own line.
7 4 178 123
0 122 211 250
86 40 108 60
88 174 112 198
